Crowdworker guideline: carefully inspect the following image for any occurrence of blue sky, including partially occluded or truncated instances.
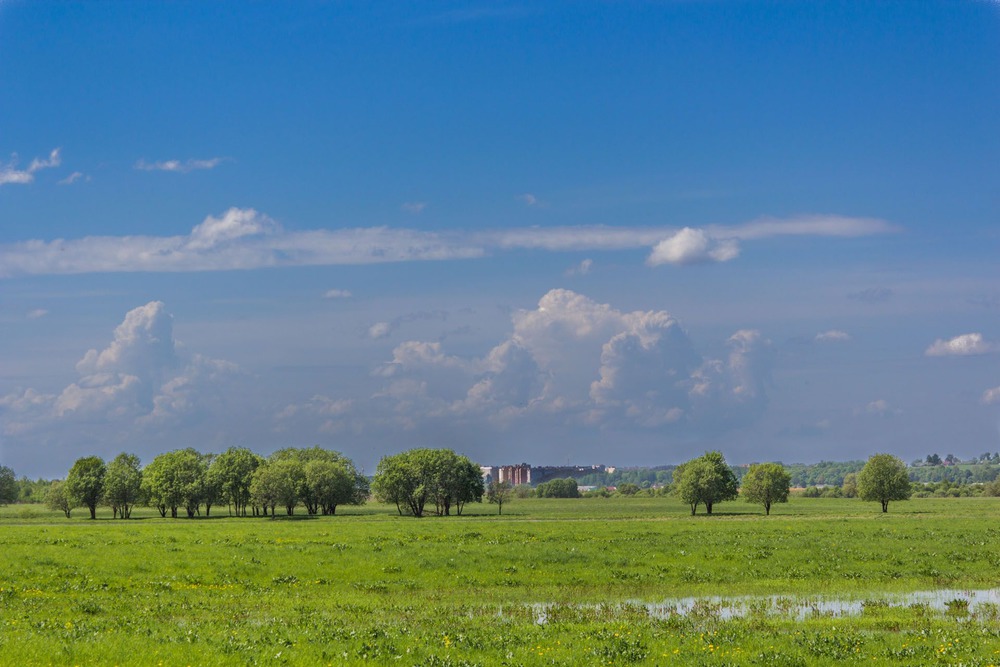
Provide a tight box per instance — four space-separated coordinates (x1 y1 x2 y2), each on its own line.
1 1 998 477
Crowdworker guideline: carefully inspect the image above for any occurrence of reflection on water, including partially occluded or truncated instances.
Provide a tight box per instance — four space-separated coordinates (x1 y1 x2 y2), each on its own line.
529 588 1000 624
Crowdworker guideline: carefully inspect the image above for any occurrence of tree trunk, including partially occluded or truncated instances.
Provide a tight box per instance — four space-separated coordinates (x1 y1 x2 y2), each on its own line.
705 501 713 515
765 501 771 516
89 504 96 520
882 500 889 513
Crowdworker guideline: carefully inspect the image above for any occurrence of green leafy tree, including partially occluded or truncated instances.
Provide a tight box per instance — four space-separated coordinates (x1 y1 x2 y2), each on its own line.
372 451 424 516
673 451 738 515
209 447 262 516
45 480 73 518
372 448 483 517
66 456 106 519
617 482 641 496
141 449 208 518
270 447 368 515
251 458 303 516
535 478 580 498
740 462 791 515
0 465 18 505
857 453 912 512
103 453 143 519
486 480 513 515
841 472 858 498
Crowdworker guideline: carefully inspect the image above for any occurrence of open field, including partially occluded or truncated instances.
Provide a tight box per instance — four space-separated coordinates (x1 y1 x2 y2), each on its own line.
2 497 1000 665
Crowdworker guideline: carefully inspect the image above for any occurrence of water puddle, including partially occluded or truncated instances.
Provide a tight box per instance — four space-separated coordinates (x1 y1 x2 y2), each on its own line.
528 588 1000 624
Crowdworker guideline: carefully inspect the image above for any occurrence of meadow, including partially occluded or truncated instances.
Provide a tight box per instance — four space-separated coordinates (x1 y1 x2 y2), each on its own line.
2 497 1000 665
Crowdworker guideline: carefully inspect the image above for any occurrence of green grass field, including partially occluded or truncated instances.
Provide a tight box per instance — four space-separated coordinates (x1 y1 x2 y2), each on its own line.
2 497 1000 665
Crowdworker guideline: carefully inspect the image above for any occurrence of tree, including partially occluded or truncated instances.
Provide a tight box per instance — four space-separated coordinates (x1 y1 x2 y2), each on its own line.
270 447 368 515
250 459 303 516
66 456 106 519
926 453 942 466
486 480 513 515
617 482 640 496
536 478 580 498
0 466 17 505
371 448 483 517
209 447 262 517
673 451 738 515
857 453 912 512
103 453 143 519
740 462 790 515
305 459 365 515
141 449 208 518
841 472 858 498
45 480 73 518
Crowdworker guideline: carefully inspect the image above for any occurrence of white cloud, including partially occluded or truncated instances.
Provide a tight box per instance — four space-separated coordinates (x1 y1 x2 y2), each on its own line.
187 208 279 250
815 330 851 343
517 193 540 207
647 227 741 266
564 258 593 277
401 201 427 213
0 210 896 278
0 148 61 185
1 301 238 438
26 309 49 320
367 289 774 434
367 322 392 340
982 387 1000 405
58 171 88 185
134 157 225 173
324 289 352 299
856 398 900 417
925 333 996 357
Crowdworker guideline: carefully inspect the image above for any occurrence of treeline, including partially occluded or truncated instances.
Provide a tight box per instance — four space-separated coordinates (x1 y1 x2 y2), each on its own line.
43 447 368 520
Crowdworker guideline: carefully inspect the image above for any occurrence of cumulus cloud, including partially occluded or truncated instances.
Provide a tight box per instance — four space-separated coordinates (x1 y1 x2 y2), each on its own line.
0 148 61 185
647 227 740 266
925 333 996 357
0 210 896 278
324 289 352 299
134 157 225 173
815 330 851 343
367 289 773 434
365 310 450 340
981 387 1000 405
0 302 238 440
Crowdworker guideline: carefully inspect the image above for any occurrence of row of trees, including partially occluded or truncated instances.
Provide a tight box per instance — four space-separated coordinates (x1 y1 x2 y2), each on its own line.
47 447 369 519
674 451 912 515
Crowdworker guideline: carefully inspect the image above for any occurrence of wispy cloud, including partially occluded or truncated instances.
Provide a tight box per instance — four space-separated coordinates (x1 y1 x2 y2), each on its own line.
815 330 851 343
323 289 353 299
925 333 997 357
0 148 61 186
58 171 88 185
564 258 593 277
26 309 49 320
0 209 897 278
134 157 225 173
848 287 893 303
517 193 541 207
401 201 427 214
